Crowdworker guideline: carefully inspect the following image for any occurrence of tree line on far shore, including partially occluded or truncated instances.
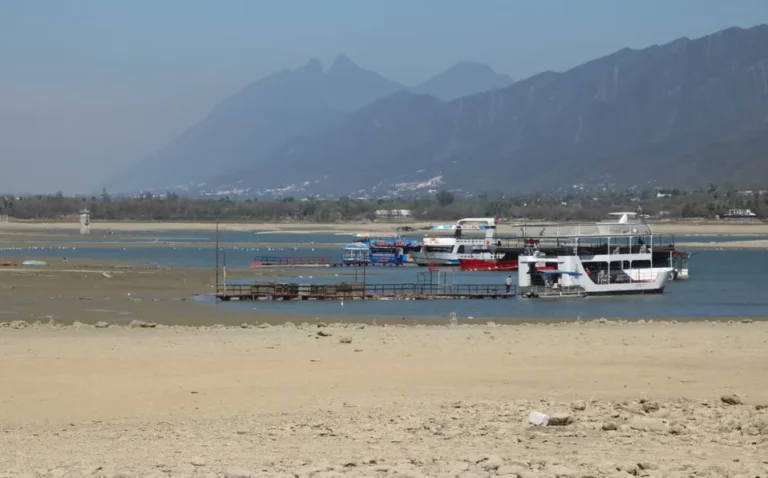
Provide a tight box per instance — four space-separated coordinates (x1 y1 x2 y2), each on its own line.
1 186 765 222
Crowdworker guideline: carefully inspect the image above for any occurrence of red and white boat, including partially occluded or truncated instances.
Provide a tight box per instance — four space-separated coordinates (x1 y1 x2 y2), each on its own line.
458 240 559 272
413 217 501 266
458 257 518 271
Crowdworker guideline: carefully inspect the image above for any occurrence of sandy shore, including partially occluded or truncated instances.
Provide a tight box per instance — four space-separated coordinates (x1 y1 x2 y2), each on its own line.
4 219 768 236
1 321 767 477
677 239 768 249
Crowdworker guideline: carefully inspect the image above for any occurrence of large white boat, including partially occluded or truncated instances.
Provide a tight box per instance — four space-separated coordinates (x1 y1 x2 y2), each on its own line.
412 217 501 266
517 215 673 298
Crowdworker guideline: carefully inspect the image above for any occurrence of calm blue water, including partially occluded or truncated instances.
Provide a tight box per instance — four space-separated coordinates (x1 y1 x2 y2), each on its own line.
678 234 767 243
205 249 768 320
0 244 343 268
1 230 349 245
211 249 768 320
3 230 767 320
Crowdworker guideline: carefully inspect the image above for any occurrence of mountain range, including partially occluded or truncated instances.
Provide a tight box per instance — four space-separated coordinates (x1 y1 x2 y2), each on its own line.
110 25 768 197
110 57 512 193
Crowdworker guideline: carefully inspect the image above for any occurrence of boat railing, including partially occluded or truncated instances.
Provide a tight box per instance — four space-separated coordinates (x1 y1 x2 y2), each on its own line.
586 268 662 285
516 222 653 238
365 283 513 297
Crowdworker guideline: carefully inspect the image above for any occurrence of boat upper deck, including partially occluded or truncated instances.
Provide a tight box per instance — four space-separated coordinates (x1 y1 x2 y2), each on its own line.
514 220 653 239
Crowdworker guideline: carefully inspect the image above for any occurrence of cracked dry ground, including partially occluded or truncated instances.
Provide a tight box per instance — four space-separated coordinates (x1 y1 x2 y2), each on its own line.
1 321 767 477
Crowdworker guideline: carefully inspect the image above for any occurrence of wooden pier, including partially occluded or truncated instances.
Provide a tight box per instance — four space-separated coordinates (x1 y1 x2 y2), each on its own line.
251 256 331 267
216 281 515 301
249 256 414 268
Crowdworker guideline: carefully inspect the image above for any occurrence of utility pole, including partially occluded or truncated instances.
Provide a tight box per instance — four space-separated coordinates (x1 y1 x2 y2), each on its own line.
215 221 220 295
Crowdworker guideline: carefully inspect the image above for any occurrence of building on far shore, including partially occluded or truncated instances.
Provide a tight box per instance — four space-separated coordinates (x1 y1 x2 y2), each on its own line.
375 209 412 219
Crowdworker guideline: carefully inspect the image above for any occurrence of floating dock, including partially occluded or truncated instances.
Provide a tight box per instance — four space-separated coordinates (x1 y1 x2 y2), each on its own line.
250 256 415 268
520 285 587 299
216 281 515 301
251 256 331 267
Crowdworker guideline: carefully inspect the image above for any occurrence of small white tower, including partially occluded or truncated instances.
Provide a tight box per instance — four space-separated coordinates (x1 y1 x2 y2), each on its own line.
79 209 91 235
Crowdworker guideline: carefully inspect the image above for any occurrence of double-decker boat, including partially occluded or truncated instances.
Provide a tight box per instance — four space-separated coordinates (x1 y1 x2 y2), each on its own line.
517 214 673 298
412 218 502 266
477 213 690 279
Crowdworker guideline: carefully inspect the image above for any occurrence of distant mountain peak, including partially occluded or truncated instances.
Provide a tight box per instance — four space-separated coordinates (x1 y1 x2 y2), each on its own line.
410 61 513 101
323 54 405 111
328 54 357 72
304 58 323 72
450 60 496 72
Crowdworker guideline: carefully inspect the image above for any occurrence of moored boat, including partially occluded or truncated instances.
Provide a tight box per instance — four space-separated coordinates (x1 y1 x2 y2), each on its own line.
517 215 672 298
342 232 420 265
458 257 518 271
413 217 502 266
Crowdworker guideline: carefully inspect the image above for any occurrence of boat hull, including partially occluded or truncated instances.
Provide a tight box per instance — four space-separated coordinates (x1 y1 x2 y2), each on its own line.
458 258 561 272
518 253 671 298
412 252 459 266
459 258 518 271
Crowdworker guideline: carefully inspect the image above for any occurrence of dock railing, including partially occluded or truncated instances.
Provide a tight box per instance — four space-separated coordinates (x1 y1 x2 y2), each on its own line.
250 256 331 266
216 281 515 300
365 283 511 297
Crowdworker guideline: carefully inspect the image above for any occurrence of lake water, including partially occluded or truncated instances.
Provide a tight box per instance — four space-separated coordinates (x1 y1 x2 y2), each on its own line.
2 230 767 320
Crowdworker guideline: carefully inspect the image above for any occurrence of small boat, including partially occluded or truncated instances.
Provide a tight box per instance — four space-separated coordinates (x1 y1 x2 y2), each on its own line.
21 260 48 267
459 238 563 271
342 232 420 266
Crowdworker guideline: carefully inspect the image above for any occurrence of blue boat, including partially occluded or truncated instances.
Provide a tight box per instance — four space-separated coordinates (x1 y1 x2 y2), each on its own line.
342 233 421 265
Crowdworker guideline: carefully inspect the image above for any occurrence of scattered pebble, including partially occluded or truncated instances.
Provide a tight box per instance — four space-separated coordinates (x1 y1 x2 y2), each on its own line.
721 394 743 405
547 412 573 426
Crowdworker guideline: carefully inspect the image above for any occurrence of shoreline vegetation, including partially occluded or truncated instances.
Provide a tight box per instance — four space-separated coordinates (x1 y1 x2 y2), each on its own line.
2 186 767 223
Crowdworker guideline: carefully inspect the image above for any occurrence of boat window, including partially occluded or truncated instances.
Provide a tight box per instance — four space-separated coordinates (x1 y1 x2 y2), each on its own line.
425 246 453 253
582 261 608 271
631 260 651 269
652 255 670 267
623 260 630 269
456 245 466 253
610 261 622 270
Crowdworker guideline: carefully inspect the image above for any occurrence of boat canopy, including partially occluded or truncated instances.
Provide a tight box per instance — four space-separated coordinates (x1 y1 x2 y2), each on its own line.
370 238 420 248
429 224 491 231
355 232 399 238
456 217 498 226
344 242 370 250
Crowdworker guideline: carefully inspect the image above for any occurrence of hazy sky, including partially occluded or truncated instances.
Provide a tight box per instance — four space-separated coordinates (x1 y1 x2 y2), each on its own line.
1 0 766 193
